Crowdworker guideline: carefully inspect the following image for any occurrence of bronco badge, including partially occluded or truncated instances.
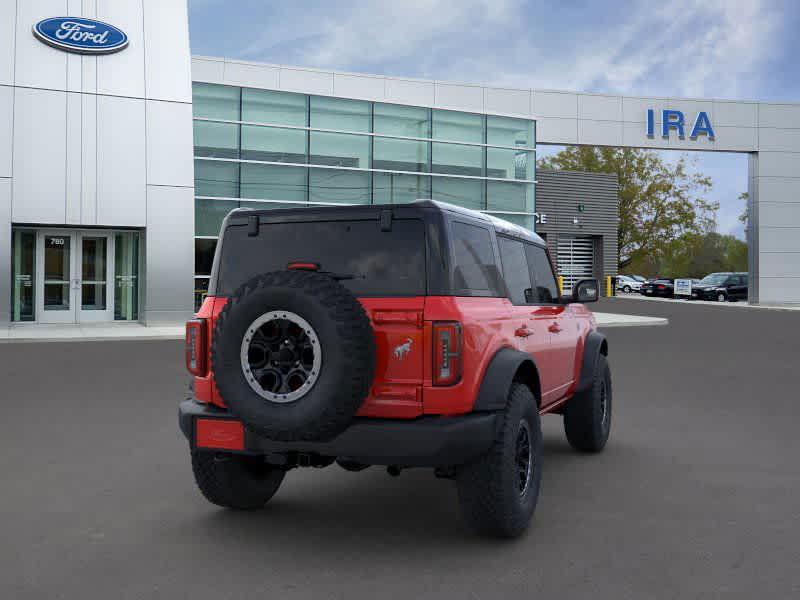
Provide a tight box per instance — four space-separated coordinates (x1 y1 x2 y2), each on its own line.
393 338 413 360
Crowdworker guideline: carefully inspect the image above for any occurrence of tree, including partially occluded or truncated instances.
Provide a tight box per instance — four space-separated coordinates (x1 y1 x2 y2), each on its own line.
538 147 718 271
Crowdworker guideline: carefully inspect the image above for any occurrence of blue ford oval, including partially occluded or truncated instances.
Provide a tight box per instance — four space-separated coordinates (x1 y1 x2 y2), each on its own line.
33 17 128 54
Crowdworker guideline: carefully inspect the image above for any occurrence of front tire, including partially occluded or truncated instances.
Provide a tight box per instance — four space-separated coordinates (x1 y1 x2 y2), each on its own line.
717 292 727 302
623 285 632 293
456 383 542 538
191 451 285 510
564 354 612 452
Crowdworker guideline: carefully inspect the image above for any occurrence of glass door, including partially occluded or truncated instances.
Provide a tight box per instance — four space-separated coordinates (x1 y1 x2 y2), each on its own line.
36 231 76 323
35 230 115 323
78 232 114 322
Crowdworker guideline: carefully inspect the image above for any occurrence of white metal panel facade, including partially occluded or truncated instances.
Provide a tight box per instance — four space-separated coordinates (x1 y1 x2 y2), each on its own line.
0 0 194 326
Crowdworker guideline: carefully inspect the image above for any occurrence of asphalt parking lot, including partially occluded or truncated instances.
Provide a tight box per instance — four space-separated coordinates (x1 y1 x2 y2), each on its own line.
2 298 799 599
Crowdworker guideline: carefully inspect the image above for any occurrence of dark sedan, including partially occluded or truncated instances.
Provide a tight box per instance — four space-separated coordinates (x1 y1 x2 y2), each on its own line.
691 272 749 302
640 279 674 298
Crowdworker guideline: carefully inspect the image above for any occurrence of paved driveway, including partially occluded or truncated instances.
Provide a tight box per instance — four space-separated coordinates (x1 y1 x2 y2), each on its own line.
1 298 799 599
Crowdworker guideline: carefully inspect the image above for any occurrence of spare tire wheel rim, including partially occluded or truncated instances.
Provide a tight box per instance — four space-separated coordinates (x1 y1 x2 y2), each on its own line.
240 310 322 403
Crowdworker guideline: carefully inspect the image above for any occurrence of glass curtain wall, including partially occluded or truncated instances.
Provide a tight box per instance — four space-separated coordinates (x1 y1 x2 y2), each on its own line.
192 82 536 308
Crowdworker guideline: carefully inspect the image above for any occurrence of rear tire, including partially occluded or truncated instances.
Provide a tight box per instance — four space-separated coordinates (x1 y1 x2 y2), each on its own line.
456 383 542 538
623 285 631 293
564 354 612 452
717 292 727 302
191 451 285 510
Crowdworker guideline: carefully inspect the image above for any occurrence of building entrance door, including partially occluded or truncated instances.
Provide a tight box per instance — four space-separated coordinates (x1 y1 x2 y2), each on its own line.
35 231 114 324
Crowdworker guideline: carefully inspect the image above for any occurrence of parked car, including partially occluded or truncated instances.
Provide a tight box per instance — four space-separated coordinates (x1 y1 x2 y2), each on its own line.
180 200 612 538
691 272 748 302
630 275 647 283
616 274 643 293
640 279 674 297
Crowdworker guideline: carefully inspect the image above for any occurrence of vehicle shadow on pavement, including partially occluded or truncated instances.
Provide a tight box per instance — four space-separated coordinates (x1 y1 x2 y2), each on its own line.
176 432 613 551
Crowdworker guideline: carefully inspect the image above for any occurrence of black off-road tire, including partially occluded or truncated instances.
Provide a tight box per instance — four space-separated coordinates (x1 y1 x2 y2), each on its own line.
456 383 542 538
191 451 285 510
211 271 375 442
563 354 612 452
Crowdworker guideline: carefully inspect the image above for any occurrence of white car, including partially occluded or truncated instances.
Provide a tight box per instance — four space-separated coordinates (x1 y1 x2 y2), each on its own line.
616 275 643 293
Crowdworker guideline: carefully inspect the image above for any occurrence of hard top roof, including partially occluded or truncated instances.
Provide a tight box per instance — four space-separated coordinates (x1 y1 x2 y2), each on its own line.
228 199 545 245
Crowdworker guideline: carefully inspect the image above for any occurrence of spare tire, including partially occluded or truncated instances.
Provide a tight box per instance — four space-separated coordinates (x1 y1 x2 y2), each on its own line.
211 270 375 442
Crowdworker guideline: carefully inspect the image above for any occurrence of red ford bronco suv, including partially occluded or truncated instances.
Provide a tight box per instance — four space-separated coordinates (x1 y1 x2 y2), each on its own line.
180 200 611 537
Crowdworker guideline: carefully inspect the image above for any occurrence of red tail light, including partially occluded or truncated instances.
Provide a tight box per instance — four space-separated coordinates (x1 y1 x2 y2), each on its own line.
433 321 462 386
657 284 665 290
185 319 207 376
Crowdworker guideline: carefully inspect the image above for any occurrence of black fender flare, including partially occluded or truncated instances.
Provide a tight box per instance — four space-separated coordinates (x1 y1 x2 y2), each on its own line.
575 331 608 394
473 347 541 412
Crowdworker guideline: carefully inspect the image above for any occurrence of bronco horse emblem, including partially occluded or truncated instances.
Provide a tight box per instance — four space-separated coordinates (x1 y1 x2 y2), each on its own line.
393 338 413 360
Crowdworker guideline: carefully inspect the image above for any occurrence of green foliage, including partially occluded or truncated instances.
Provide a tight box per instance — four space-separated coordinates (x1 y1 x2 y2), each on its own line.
623 232 747 278
538 146 718 270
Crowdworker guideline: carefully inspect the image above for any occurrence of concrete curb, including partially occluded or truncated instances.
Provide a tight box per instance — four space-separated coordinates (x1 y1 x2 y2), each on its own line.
593 312 669 328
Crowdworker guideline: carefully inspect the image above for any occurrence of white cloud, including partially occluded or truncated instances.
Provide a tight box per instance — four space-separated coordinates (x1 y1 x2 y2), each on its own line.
232 0 782 100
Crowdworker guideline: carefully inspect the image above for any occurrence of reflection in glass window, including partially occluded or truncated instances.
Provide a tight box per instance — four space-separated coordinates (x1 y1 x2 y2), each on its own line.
487 116 534 148
114 232 139 321
240 163 307 202
195 239 218 276
309 169 370 204
241 125 306 163
310 132 370 168
11 230 35 322
490 212 534 231
432 110 484 143
241 200 305 211
487 181 533 213
217 220 427 297
526 244 559 303
196 198 238 237
451 221 500 293
374 103 429 137
193 121 239 159
311 96 370 131
192 83 240 120
431 177 484 210
373 173 430 204
373 137 428 172
242 88 307 126
498 236 533 305
194 160 239 198
194 277 209 312
431 143 483 177
486 148 532 180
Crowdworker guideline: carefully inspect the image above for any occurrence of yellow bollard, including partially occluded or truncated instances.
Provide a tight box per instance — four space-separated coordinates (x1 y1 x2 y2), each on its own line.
606 276 613 297
557 275 564 296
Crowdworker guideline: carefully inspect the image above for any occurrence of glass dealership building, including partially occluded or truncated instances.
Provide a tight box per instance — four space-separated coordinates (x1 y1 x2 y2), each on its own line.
191 83 536 308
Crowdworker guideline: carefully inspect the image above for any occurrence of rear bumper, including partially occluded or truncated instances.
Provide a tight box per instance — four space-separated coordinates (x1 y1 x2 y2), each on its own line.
179 400 498 467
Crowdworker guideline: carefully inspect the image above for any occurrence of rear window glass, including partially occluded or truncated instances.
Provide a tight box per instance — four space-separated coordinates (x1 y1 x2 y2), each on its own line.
451 221 502 295
216 219 426 296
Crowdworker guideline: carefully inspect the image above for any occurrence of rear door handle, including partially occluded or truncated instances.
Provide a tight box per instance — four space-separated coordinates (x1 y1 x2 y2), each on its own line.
548 323 562 334
515 326 533 338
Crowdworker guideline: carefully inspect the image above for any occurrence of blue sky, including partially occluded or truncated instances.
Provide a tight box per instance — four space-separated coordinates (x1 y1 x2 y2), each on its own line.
188 0 800 239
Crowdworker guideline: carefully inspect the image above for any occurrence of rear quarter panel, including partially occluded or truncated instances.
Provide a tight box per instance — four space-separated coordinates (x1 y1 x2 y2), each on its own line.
422 296 514 415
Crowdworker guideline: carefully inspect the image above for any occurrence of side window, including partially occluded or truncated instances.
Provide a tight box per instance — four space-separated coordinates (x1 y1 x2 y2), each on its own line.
498 236 533 305
451 221 501 295
525 244 559 303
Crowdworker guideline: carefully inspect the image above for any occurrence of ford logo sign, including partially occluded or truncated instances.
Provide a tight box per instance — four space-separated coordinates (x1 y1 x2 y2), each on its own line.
32 17 128 55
